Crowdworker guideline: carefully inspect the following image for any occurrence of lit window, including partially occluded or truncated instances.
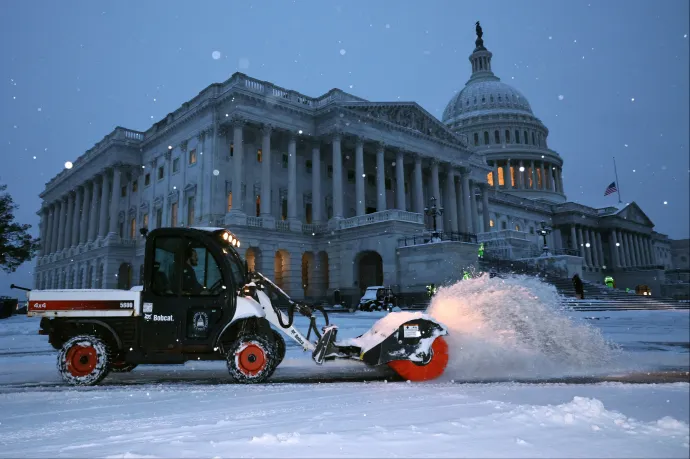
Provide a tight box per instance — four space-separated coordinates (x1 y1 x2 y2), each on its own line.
172 158 180 173
130 218 136 239
227 192 232 211
189 149 197 165
257 149 262 163
486 172 494 186
490 219 494 227
170 202 178 227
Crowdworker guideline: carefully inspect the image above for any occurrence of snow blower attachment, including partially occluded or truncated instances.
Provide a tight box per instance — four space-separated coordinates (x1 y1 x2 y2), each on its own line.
249 270 450 381
26 227 449 385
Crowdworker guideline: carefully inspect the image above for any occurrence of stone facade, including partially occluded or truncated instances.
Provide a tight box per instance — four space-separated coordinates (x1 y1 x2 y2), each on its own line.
33 30 679 300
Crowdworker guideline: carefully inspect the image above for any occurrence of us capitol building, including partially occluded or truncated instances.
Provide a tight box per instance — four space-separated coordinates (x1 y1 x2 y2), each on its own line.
32 25 677 300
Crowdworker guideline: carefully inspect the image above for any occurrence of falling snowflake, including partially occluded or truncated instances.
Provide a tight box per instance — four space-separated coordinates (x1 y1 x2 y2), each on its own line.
212 51 221 60
385 24 391 29
339 49 346 55
33 156 36 159
213 169 220 176
664 201 668 205
624 144 628 147
631 97 635 102
65 161 73 169
685 34 688 38
37 107 42 112
298 130 303 134
558 95 564 100
548 36 552 40
519 166 525 172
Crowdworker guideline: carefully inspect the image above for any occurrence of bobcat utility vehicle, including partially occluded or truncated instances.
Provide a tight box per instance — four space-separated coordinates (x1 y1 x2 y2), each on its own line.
21 227 449 386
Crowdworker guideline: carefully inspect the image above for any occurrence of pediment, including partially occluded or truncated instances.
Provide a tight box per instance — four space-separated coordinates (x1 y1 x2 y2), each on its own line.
615 202 654 227
341 102 468 147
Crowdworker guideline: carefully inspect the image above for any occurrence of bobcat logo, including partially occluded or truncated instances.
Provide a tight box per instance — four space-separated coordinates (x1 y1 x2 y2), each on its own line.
192 311 209 332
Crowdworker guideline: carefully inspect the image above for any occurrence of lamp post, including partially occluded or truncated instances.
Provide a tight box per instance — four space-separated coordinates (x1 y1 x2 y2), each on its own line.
538 220 552 256
424 196 444 240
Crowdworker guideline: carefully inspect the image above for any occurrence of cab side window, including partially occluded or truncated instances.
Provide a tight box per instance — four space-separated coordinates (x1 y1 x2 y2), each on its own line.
181 243 223 296
151 237 183 296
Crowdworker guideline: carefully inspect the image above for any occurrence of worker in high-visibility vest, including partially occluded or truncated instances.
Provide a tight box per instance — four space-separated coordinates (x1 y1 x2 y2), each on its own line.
478 243 485 259
426 284 437 298
604 276 614 288
463 270 471 280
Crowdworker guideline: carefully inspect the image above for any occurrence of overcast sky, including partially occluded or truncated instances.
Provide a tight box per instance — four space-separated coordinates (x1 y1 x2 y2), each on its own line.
0 0 688 295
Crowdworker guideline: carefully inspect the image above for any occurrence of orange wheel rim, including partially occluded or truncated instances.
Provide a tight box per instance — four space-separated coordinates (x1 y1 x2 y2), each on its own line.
388 336 449 382
236 343 267 377
65 345 98 377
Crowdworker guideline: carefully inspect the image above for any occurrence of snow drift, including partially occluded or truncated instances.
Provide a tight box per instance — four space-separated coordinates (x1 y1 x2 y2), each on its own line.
426 273 622 380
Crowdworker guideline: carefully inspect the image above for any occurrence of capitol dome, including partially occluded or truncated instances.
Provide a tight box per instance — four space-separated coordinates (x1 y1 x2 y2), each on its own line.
442 80 534 125
442 23 567 204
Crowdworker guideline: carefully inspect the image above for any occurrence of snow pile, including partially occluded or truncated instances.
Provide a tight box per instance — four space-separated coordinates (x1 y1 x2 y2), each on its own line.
426 274 622 380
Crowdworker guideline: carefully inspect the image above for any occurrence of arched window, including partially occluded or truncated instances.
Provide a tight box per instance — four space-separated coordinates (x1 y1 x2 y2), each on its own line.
532 132 536 145
524 131 529 144
494 130 500 144
515 130 520 144
490 95 494 103
501 221 507 230
515 224 520 231
505 130 511 143
483 131 490 144
481 96 486 104
473 133 479 146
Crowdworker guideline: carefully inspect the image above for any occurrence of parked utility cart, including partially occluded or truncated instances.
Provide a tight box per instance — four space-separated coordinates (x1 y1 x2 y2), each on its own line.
22 227 449 386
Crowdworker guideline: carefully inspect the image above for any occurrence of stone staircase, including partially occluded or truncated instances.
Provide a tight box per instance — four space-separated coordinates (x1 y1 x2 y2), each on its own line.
476 256 689 311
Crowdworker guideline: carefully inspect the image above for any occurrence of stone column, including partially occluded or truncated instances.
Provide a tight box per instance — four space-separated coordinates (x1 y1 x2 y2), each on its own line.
64 194 74 250
469 182 479 233
430 160 441 231
71 187 83 247
260 125 272 217
99 171 111 238
577 226 587 266
79 182 92 244
539 162 546 190
625 232 635 266
376 142 386 212
647 237 658 266
455 175 463 232
570 226 577 251
461 171 473 234
620 232 629 266
287 133 298 221
395 150 405 210
643 236 652 266
355 138 365 216
231 117 245 214
414 155 424 214
56 199 67 252
481 183 491 233
44 206 54 255
518 161 525 189
331 132 343 219
493 161 499 189
445 169 458 232
609 230 620 267
587 229 601 268
109 167 122 235
311 142 322 222
88 177 100 241
634 234 643 267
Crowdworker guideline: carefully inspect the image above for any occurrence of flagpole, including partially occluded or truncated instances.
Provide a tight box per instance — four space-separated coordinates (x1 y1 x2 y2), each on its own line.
613 156 622 204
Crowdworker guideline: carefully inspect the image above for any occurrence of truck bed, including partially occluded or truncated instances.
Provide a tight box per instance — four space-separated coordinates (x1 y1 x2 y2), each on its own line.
27 289 141 318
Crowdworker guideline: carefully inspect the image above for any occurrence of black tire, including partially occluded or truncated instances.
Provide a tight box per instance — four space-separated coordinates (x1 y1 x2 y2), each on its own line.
271 329 286 365
110 361 138 373
57 334 111 386
226 333 279 384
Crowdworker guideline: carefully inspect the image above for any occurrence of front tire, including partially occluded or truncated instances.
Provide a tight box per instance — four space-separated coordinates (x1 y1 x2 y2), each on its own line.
57 334 111 386
226 333 279 384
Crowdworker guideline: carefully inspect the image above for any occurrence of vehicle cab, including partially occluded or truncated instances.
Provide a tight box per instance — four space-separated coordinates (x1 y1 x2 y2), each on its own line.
357 286 397 311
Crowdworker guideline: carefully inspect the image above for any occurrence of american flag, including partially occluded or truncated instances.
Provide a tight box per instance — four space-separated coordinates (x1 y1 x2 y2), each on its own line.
604 181 617 196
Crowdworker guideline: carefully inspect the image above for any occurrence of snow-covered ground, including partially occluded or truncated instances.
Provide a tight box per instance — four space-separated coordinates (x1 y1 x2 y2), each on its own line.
0 276 688 457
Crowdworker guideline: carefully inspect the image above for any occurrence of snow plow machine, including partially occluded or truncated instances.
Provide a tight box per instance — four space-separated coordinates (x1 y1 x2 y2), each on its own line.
20 227 449 386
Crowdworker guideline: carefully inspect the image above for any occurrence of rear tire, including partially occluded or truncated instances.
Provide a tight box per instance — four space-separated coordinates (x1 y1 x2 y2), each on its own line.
57 334 111 386
226 333 279 384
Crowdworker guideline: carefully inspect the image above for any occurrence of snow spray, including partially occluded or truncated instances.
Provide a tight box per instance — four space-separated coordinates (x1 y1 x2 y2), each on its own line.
426 274 622 381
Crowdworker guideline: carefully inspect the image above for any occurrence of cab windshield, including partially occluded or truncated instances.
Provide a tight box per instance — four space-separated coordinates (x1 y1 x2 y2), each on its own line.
222 245 247 288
